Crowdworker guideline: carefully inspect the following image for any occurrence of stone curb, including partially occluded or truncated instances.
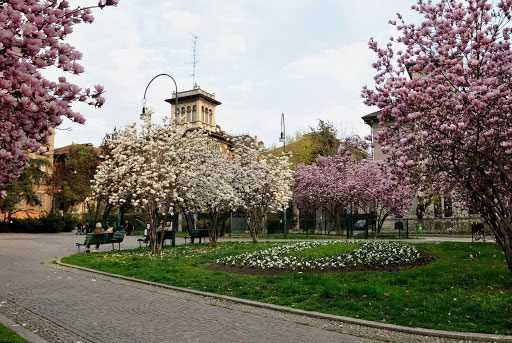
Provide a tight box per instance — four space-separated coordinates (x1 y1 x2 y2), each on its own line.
56 259 512 343
0 312 49 343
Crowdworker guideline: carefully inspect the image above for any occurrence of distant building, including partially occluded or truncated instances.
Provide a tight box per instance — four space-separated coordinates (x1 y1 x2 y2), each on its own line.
7 134 55 219
166 87 221 132
165 86 263 151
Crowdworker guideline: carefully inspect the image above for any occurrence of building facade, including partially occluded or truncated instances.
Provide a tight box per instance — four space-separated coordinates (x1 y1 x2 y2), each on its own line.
0 135 55 220
166 87 222 132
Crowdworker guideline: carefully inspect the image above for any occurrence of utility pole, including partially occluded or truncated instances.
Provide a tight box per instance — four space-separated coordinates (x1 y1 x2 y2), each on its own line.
279 112 287 235
280 112 286 152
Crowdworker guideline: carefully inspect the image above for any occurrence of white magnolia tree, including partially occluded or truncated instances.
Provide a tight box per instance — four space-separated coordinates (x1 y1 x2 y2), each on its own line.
174 133 241 246
232 137 293 242
93 121 186 253
93 119 293 251
180 153 241 245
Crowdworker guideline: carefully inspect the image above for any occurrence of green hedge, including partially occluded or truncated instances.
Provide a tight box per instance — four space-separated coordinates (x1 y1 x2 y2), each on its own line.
0 214 79 233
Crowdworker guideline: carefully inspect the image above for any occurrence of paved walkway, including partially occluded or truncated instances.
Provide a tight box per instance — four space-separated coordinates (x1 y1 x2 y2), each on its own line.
0 233 381 343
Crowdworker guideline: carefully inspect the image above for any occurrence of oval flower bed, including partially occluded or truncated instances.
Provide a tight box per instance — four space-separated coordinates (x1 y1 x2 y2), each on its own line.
216 240 426 272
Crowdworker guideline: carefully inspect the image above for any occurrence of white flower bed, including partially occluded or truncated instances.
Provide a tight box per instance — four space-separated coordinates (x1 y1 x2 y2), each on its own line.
216 240 422 271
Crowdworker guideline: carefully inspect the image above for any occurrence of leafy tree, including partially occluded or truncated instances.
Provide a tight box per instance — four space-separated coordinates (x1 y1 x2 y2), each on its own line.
53 144 98 214
270 120 340 167
0 158 50 221
309 120 339 161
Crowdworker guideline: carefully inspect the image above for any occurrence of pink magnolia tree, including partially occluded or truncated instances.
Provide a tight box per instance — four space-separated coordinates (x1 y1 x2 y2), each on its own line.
362 0 512 270
294 137 412 233
349 161 413 232
0 0 118 188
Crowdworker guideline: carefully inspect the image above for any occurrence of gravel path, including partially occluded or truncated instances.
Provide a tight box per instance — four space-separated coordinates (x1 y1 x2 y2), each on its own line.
0 233 382 343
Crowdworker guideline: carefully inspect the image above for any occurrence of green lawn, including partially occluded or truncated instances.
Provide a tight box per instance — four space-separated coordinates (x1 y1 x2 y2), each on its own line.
288 241 360 258
0 323 28 343
62 241 512 334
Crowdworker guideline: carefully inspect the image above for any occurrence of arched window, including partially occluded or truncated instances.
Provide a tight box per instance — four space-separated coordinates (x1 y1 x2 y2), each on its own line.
181 107 186 123
187 107 192 122
192 105 197 121
209 111 213 125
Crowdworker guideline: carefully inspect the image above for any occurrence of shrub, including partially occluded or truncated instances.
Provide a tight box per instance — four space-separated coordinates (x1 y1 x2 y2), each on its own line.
0 214 78 233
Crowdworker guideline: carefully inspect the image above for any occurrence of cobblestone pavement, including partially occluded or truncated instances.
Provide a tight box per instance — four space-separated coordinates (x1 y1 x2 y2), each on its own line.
0 233 382 343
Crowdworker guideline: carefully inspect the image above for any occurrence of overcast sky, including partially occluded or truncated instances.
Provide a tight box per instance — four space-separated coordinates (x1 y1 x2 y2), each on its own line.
55 0 416 148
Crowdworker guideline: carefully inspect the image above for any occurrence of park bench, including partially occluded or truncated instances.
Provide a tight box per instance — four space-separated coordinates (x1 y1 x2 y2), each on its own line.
76 230 126 252
184 228 209 244
137 230 176 248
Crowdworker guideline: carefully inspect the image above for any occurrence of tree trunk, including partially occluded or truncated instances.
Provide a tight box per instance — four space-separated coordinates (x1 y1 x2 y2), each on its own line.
182 210 195 234
484 213 512 272
146 205 163 255
376 207 390 234
102 202 112 225
248 208 266 243
217 213 229 238
292 201 300 232
207 209 219 247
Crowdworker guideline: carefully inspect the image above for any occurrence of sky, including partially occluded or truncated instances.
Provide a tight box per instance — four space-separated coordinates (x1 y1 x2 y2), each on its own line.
55 0 416 149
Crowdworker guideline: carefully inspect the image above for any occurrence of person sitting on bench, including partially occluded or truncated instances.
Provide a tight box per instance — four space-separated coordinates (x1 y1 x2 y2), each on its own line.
87 222 105 252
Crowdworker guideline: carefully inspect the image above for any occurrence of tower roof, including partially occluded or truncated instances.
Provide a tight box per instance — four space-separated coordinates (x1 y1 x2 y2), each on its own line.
165 88 222 105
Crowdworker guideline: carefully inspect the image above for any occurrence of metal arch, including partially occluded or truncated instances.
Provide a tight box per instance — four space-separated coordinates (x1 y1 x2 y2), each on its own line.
142 73 179 118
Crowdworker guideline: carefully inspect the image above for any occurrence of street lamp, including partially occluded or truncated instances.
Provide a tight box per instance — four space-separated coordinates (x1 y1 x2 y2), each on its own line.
279 112 287 235
279 112 286 152
120 74 179 229
141 73 179 126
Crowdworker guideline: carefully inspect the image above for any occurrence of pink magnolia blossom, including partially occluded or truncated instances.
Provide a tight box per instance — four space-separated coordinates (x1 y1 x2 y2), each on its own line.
294 137 414 232
362 0 512 270
0 0 119 187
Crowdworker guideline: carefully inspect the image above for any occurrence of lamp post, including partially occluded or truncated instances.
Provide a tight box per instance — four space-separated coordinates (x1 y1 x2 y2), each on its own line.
279 112 286 152
279 112 287 235
119 74 179 230
141 73 179 127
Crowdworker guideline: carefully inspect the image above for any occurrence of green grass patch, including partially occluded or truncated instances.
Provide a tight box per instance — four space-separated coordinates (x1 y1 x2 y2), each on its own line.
265 233 347 240
62 241 512 335
0 323 28 343
288 241 360 258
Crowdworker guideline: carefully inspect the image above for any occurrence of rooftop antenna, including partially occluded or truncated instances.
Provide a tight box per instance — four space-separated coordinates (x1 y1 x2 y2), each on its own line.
192 35 198 89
